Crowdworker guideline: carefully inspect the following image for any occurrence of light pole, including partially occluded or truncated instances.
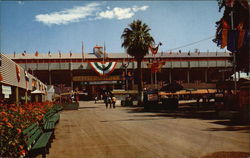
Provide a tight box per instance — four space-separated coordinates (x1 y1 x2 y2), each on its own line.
230 7 237 94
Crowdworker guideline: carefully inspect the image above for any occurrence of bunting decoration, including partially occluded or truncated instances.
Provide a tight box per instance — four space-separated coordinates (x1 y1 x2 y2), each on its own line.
89 61 117 76
147 61 165 73
149 42 162 55
214 0 249 52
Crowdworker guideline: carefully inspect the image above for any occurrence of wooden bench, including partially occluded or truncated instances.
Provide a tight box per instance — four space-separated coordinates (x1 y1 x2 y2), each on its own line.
42 109 60 132
22 122 52 157
53 104 63 112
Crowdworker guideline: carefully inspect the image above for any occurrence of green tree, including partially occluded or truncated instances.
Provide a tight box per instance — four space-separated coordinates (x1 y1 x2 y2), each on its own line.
121 20 155 105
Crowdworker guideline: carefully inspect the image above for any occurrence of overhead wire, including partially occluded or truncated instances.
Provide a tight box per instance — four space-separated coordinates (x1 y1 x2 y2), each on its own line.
166 35 215 52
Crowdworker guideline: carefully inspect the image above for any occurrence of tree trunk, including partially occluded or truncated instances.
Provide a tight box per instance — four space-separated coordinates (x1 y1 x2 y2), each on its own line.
137 59 143 106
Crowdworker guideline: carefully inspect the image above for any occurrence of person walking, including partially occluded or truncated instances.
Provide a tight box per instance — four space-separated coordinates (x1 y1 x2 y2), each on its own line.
107 96 112 108
112 96 116 108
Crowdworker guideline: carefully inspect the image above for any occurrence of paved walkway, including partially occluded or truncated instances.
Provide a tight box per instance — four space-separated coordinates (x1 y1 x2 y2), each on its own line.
47 101 250 158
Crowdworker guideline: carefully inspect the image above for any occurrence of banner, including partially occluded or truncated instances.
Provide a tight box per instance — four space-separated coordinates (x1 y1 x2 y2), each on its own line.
16 65 21 82
147 61 165 73
89 62 117 76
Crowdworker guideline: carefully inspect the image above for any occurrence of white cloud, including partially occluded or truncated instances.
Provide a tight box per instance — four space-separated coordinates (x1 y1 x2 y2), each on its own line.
98 5 149 20
17 1 24 5
35 2 100 26
35 4 149 26
132 5 149 12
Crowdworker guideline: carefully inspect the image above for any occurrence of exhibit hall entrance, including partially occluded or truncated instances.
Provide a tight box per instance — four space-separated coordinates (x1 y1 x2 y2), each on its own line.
73 75 124 100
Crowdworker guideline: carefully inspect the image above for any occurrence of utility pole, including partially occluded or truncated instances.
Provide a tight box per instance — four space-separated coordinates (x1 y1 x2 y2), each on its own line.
230 8 237 94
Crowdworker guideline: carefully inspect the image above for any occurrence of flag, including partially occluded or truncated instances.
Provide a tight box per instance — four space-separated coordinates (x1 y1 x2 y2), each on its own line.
35 51 39 57
22 51 26 56
221 29 228 48
225 0 235 7
24 71 29 91
14 51 16 58
238 30 246 49
169 51 172 54
178 50 181 54
188 51 190 56
59 51 61 58
70 51 72 57
48 51 51 57
16 65 21 82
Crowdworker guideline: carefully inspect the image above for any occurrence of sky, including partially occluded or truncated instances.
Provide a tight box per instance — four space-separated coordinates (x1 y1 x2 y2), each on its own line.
0 1 227 55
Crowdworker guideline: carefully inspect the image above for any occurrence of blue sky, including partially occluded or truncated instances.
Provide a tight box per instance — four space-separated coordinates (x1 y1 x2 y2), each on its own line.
0 1 227 54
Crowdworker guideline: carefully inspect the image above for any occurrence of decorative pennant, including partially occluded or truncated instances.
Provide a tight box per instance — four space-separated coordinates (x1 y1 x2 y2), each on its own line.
147 61 165 73
16 65 21 82
24 71 29 90
89 61 117 76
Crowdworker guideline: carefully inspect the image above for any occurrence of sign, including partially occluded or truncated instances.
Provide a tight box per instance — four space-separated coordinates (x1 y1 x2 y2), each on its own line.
2 85 11 99
73 75 122 82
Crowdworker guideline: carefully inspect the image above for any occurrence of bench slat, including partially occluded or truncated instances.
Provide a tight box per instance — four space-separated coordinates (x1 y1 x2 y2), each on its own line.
32 132 52 150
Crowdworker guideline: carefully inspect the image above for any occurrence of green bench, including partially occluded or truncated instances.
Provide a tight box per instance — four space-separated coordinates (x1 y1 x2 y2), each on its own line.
22 122 52 157
53 104 63 112
42 109 60 131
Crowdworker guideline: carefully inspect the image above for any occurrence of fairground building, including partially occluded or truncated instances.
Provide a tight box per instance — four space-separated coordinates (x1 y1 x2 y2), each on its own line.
5 47 233 98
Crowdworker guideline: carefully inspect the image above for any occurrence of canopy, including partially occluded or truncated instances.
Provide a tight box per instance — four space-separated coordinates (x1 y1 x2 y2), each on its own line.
160 82 184 93
31 89 45 94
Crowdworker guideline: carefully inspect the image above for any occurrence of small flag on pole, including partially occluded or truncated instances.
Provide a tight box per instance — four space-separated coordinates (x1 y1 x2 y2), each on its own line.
35 51 39 57
14 51 16 57
70 51 72 57
48 51 51 57
104 42 106 58
22 51 26 56
59 51 61 58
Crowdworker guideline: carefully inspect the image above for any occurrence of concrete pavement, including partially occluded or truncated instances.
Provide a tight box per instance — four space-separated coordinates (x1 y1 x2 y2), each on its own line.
47 101 250 158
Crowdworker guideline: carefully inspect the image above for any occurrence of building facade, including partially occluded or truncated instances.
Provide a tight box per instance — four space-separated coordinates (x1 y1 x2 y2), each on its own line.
6 51 233 96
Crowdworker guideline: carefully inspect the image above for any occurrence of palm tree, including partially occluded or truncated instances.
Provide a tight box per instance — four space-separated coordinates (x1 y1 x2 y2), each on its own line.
121 20 155 105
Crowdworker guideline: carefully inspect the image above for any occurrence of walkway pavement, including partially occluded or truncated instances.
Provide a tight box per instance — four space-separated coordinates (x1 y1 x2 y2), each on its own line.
47 101 250 158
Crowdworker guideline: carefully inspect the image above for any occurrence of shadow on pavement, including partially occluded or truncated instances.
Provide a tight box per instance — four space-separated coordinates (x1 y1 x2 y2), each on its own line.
124 103 250 133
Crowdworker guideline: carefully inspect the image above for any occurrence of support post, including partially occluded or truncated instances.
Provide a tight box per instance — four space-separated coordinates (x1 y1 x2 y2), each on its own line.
70 70 73 88
49 70 52 85
205 69 208 83
154 71 157 89
187 69 190 83
25 91 28 104
169 70 172 83
125 68 128 91
15 87 19 105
